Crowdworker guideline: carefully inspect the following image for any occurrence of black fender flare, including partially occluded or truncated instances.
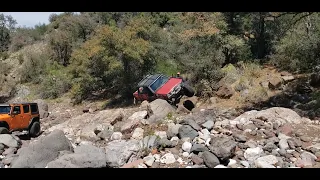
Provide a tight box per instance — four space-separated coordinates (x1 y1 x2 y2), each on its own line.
28 117 40 129
0 121 9 130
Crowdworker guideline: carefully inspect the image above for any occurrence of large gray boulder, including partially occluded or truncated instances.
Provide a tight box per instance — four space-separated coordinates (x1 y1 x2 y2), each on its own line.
34 99 49 119
46 144 107 168
0 134 20 148
105 140 141 168
11 130 73 168
148 99 175 123
208 136 237 161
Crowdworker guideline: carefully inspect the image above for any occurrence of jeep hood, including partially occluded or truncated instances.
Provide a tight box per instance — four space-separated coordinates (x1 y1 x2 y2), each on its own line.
156 78 182 95
0 114 10 119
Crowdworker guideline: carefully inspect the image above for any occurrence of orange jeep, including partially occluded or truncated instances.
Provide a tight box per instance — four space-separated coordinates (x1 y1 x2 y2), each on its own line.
0 102 41 137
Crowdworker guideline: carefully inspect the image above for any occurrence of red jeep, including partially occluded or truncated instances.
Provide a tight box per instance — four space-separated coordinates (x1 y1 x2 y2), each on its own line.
133 73 195 105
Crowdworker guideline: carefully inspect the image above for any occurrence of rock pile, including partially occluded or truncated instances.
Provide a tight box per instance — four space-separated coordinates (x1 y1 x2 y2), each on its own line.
1 99 320 168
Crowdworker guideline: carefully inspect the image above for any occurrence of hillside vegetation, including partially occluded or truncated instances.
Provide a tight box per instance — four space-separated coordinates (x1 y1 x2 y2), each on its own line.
0 12 319 106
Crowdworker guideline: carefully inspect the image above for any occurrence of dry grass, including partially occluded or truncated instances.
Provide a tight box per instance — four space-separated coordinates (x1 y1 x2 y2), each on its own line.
211 62 283 109
238 86 269 104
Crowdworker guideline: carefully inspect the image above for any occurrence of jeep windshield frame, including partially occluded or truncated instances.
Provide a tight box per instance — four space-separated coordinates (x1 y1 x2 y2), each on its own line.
0 106 11 114
149 75 169 93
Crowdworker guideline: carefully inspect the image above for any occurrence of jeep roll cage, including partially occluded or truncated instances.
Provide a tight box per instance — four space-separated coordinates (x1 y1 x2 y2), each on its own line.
137 74 170 94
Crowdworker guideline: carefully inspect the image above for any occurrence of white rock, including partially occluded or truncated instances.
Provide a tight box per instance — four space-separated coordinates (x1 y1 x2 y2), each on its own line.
0 134 19 148
79 141 93 146
138 163 148 168
210 129 219 134
110 132 123 140
228 159 237 166
290 157 297 162
182 152 189 157
160 153 176 164
199 129 210 141
286 150 295 153
186 166 192 168
240 161 250 168
214 165 228 168
279 139 289 150
182 141 192 153
278 133 291 140
307 143 320 150
131 128 144 140
177 157 184 164
202 120 214 130
154 131 167 139
170 136 179 142
229 120 239 126
255 161 276 168
255 155 278 167
153 154 161 162
300 151 317 165
141 119 150 125
244 147 263 161
205 138 211 146
143 155 155 167
244 129 252 133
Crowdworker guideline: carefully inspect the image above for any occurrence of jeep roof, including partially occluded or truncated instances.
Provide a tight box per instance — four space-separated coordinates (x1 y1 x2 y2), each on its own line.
137 74 166 88
0 102 38 106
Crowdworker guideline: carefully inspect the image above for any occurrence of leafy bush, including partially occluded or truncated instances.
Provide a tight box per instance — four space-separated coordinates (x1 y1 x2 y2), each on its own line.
38 63 72 99
18 44 51 84
270 13 320 73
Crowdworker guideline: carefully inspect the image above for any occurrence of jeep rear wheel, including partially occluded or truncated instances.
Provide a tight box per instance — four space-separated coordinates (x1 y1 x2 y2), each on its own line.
182 83 195 97
29 122 41 137
0 127 9 134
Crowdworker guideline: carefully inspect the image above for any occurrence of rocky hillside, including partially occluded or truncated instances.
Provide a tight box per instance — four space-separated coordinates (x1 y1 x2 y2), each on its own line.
1 12 320 168
1 95 320 168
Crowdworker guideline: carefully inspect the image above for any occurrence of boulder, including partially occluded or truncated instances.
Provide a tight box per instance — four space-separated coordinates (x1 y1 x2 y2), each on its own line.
47 144 107 168
11 130 73 168
216 85 234 99
34 99 49 119
148 99 175 123
105 140 140 168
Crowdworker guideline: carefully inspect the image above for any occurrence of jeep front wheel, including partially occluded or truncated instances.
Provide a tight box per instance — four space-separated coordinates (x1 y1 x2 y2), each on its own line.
0 127 9 134
29 122 41 137
182 83 195 97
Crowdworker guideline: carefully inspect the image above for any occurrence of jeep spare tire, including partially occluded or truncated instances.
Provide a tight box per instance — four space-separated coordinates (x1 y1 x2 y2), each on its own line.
0 127 9 134
29 122 41 137
182 83 195 97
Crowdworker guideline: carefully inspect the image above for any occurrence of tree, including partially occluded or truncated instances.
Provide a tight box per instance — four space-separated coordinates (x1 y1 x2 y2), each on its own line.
46 13 98 66
69 15 154 103
0 14 16 52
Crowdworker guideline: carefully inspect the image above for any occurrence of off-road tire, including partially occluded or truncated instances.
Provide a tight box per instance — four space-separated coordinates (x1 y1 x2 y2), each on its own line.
0 127 9 134
29 121 41 137
182 83 195 97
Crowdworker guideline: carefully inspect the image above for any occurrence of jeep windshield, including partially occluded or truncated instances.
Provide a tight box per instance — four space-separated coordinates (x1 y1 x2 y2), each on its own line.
0 106 11 114
150 75 169 92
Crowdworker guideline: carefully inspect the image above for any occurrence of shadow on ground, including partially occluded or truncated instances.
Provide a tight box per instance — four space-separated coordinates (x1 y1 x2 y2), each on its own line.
15 130 45 141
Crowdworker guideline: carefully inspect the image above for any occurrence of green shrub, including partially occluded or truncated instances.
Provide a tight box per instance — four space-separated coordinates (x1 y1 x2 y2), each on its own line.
38 63 72 99
19 45 51 84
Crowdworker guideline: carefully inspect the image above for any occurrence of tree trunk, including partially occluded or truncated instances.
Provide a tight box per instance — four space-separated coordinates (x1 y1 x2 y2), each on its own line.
257 12 266 59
